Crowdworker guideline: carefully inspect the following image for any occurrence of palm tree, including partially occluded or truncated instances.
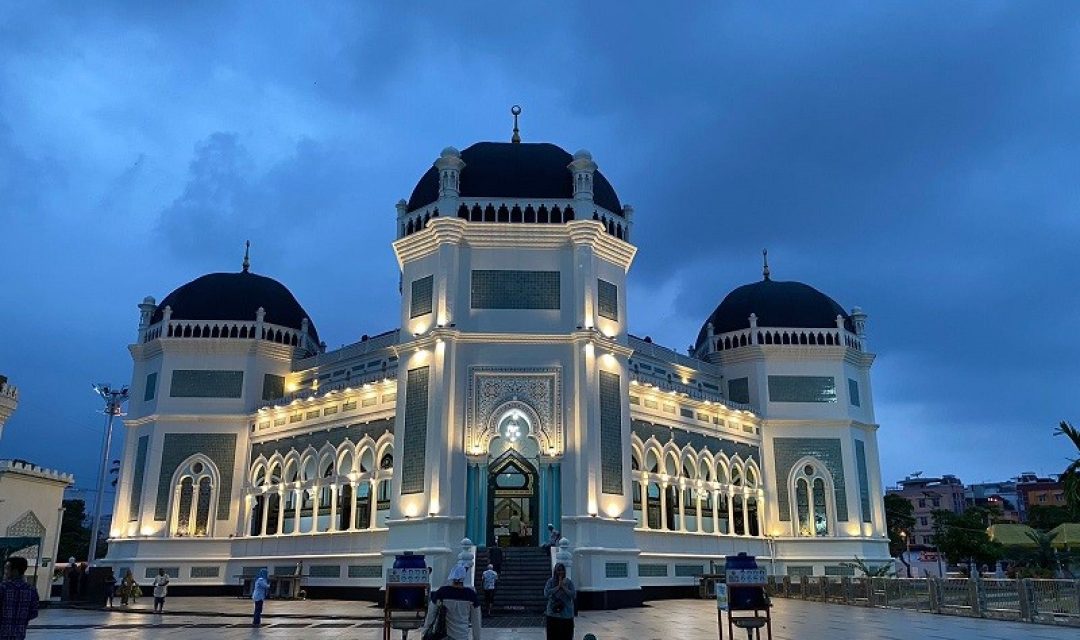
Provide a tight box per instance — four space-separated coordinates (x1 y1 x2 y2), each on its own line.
1055 421 1080 514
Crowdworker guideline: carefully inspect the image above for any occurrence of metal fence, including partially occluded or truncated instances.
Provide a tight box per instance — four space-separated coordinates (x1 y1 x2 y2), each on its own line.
765 576 1080 627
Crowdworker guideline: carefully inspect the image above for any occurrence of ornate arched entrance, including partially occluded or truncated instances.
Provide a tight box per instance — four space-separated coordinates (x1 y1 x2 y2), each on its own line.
488 449 538 546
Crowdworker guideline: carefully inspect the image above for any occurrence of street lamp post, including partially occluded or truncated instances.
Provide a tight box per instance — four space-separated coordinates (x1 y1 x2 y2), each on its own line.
89 383 128 565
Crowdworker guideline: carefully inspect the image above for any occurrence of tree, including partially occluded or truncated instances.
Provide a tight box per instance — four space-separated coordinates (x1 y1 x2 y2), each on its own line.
1027 505 1073 531
841 555 895 577
56 499 107 562
930 506 1004 567
884 493 915 557
1005 531 1068 579
1055 421 1080 515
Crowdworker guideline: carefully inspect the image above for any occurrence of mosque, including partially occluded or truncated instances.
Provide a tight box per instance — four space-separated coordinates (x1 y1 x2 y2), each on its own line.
106 115 890 607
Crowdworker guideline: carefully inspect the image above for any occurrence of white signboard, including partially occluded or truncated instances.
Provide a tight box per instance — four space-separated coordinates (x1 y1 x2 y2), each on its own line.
716 583 729 610
725 568 767 586
387 567 429 584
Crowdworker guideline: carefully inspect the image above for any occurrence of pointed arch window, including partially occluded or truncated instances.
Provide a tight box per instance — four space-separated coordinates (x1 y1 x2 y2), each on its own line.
169 456 219 537
792 461 833 537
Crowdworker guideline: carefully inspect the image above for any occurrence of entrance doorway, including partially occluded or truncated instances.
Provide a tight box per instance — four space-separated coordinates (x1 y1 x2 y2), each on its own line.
488 449 538 547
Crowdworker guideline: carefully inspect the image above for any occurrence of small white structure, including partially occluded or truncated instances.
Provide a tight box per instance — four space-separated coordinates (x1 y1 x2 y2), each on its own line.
105 132 890 606
0 376 75 599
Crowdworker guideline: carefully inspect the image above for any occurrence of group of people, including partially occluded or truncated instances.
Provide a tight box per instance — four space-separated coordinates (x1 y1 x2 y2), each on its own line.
421 561 576 640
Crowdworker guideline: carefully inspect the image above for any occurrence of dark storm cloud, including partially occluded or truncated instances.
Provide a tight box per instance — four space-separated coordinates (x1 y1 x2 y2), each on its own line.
2 2 1078 491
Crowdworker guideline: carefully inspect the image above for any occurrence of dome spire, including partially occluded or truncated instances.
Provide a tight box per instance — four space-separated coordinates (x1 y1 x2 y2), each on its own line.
762 249 771 281
511 105 522 143
242 240 250 273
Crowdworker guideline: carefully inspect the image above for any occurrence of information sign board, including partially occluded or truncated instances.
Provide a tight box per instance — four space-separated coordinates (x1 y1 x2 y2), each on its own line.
725 568 767 586
716 583 729 610
387 567 429 584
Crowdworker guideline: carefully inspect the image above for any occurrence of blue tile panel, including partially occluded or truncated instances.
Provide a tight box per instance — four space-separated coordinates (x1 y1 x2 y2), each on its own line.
597 279 618 321
309 565 341 578
410 275 434 318
400 367 430 494
262 374 285 401
674 564 704 577
145 567 180 579
250 419 393 464
190 566 220 578
855 439 872 523
144 372 157 401
631 420 760 462
605 562 628 578
241 566 268 576
169 370 244 398
599 371 624 495
470 270 560 309
787 566 814 578
638 564 668 577
773 437 848 522
348 565 383 578
728 378 750 405
767 375 836 403
128 436 149 521
153 433 237 521
824 565 855 576
848 378 860 407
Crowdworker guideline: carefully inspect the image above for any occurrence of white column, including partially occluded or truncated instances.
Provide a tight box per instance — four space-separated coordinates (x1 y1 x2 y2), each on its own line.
695 491 704 533
276 490 285 535
311 485 321 534
349 482 358 531
260 494 270 536
712 489 721 534
677 483 686 532
369 478 379 529
292 488 302 535
659 482 669 531
329 484 339 532
727 489 735 535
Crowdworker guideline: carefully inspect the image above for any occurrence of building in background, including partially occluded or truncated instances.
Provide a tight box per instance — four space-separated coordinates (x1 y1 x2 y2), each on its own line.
965 480 1020 522
0 375 75 599
886 475 965 546
105 131 891 607
1016 472 1066 519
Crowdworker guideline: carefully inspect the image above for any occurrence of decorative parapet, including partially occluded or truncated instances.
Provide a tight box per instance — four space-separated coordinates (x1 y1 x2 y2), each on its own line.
0 379 18 429
710 326 864 353
140 318 320 355
0 459 74 485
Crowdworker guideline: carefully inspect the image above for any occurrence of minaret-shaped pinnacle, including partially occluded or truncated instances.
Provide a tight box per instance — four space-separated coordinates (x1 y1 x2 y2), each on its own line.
762 249 770 281
511 105 522 143
242 240 251 273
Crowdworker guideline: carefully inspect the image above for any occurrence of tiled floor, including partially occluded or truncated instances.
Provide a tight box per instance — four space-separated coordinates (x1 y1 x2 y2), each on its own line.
27 597 1080 639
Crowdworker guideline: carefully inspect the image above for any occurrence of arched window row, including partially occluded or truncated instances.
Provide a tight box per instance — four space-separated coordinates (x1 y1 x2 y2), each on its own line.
629 436 763 537
712 329 862 353
161 321 302 347
400 201 630 240
245 437 394 537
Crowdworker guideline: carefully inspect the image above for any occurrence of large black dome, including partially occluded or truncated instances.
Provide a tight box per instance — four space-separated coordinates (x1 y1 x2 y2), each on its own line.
406 142 622 214
695 279 852 350
151 271 319 342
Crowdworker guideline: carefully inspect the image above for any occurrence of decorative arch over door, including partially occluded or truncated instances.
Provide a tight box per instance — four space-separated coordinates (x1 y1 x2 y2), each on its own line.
487 449 539 547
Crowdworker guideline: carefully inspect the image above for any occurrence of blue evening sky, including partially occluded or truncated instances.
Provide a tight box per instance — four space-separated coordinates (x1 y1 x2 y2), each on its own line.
1 3 1078 506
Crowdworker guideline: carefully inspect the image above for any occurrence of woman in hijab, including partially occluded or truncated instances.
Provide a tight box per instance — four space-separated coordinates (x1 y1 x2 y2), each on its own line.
543 563 575 640
422 563 481 640
252 568 270 626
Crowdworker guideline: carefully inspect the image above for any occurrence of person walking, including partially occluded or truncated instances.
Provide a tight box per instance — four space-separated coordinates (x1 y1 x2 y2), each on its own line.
0 556 39 640
543 563 575 640
151 569 170 613
118 570 140 606
480 564 498 616
421 563 481 640
251 569 270 626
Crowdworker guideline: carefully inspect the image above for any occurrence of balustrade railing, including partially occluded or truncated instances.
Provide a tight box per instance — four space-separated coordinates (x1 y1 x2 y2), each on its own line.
710 326 863 353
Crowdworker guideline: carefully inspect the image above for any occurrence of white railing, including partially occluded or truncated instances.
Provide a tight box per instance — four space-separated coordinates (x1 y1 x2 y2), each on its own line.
293 330 399 371
143 318 318 354
399 197 628 240
711 326 863 353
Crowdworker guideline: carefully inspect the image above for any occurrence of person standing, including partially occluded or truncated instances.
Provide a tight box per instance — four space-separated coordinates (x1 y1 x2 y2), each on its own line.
480 564 498 616
103 570 117 608
0 557 39 640
543 563 575 640
509 511 521 546
151 569 170 613
251 569 269 626
543 524 561 549
421 563 481 640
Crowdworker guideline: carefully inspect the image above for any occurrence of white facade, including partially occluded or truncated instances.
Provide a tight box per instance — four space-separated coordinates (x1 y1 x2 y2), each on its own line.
0 377 75 598
106 141 889 605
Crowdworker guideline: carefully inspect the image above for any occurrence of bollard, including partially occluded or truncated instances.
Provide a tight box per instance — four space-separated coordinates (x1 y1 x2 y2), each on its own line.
1017 578 1033 622
781 575 791 598
927 578 940 614
800 575 809 599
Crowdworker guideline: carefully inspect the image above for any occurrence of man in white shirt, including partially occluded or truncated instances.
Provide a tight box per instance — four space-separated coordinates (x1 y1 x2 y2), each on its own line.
481 564 498 615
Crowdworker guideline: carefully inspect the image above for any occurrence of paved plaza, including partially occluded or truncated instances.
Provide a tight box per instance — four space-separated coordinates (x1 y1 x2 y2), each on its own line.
23 597 1080 639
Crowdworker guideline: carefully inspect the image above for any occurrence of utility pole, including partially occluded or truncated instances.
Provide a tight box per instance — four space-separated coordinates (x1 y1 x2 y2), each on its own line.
89 383 128 565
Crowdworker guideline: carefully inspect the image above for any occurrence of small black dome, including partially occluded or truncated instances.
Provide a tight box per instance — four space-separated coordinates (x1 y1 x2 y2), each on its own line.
151 271 319 342
695 279 852 350
406 142 622 215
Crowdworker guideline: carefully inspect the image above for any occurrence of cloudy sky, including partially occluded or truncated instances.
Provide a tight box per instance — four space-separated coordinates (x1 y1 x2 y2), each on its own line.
1 2 1078 507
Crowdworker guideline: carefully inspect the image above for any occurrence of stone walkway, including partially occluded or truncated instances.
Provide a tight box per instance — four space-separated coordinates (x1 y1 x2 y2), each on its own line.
27 597 1080 639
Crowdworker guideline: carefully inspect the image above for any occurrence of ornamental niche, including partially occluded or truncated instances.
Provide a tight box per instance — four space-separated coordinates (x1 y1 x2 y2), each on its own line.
466 367 562 455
